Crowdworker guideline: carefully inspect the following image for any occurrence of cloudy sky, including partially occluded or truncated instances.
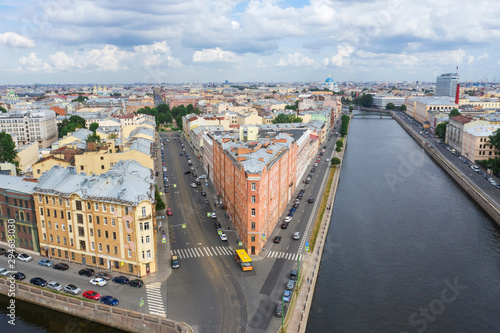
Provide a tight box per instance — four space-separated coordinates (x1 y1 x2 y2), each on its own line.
0 0 499 84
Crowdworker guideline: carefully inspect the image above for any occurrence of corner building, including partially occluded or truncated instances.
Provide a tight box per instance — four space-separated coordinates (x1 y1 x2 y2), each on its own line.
33 160 156 277
213 126 298 255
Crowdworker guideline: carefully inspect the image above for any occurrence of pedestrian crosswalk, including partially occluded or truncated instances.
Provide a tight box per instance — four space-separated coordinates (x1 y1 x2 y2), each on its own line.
145 282 166 317
266 251 303 261
170 246 233 259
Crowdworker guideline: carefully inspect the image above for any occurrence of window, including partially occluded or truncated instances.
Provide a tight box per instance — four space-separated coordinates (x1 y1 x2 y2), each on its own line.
51 197 55 205
48 221 52 228
106 245 110 253
53 209 57 217
251 182 256 191
67 212 71 220
105 231 108 239
62 224 65 231
47 209 50 217
43 233 46 241
59 198 62 206
145 235 150 243
96 216 100 224
98 244 102 252
114 246 118 255
87 202 91 210
80 165 84 171
140 223 143 231
45 196 48 204
90 228 93 236
60 211 64 219
56 235 60 243
69 225 72 233
142 207 146 217
55 223 58 230
141 236 144 244
95 203 99 211
77 214 83 224
102 204 107 212
104 217 108 225
251 195 256 203
75 201 82 211
78 227 85 237
144 222 150 230
142 251 145 259
251 222 255 230
38 195 42 203
127 235 131 242
88 215 92 223
70 238 74 247
251 235 255 242
63 237 67 245
51 249 55 256
66 199 69 207
112 219 115 226
125 207 130 215
50 234 53 242
101 165 104 170
26 213 30 221
58 249 61 257
110 205 114 213
91 242 95 250
126 221 130 229
97 230 101 237
71 252 75 260
40 207 44 216
113 232 116 240
147 250 151 258
128 249 132 258
251 208 256 217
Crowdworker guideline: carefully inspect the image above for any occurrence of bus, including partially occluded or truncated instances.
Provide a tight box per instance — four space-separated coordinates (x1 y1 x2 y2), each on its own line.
235 249 253 271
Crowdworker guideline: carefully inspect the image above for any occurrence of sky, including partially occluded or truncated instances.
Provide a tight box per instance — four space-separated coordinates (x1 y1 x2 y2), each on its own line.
0 0 499 85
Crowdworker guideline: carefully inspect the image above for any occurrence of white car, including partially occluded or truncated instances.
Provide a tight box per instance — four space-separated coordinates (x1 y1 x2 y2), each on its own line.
17 253 33 262
284 216 292 223
220 233 227 241
211 212 217 219
293 232 301 240
47 281 63 291
314 163 318 167
0 268 12 276
90 277 107 287
190 183 197 188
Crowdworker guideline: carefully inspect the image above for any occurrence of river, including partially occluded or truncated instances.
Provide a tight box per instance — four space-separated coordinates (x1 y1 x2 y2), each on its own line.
307 114 500 333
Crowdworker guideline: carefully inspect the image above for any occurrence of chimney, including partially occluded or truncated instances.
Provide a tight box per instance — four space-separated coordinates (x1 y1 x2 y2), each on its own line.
455 83 460 105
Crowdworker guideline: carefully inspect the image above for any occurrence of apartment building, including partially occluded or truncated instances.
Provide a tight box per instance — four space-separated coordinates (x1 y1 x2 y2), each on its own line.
212 127 300 255
0 110 57 148
446 116 490 152
405 97 457 124
462 124 500 161
33 160 157 277
0 176 40 252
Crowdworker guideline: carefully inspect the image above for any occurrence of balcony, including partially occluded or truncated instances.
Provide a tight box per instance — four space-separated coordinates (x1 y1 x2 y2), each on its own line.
138 214 151 221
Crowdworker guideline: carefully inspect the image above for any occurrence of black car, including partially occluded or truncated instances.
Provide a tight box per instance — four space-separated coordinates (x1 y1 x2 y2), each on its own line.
128 279 144 288
201 191 206 196
293 203 299 209
281 222 289 229
311 167 316 173
204 198 210 204
273 236 282 243
12 272 26 281
78 268 95 277
184 170 191 174
30 277 48 287
4 251 18 258
112 276 129 284
290 270 298 280
214 222 221 229
179 153 183 156
308 197 314 203
53 263 69 271
0 248 6 255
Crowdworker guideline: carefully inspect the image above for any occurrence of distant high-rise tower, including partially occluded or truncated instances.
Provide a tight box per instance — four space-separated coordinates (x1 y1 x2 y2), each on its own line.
436 73 459 97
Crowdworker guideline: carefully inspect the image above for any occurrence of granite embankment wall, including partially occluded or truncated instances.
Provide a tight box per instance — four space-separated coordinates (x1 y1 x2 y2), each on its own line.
0 278 191 333
393 112 500 226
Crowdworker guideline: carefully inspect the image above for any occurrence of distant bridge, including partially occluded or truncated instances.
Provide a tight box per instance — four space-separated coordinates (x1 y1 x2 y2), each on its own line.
352 109 394 118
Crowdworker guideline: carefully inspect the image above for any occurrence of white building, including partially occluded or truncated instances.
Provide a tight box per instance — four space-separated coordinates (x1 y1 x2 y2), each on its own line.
436 73 459 97
372 95 406 108
0 110 57 148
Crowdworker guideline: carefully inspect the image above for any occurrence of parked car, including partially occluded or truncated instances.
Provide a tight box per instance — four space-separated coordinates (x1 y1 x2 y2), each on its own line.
0 248 6 255
290 207 297 213
30 277 48 287
53 263 69 271
184 170 191 174
83 290 101 301
211 212 217 219
96 272 113 280
214 222 221 229
282 290 292 302
190 183 197 188
101 295 119 306
167 208 173 216
286 280 296 291
293 203 299 209
273 236 282 243
12 272 26 281
204 198 210 204
4 251 18 258
274 303 286 318
284 216 292 223
47 281 63 291
112 276 129 285
90 277 107 287
128 279 144 288
17 253 33 262
78 268 95 277
220 233 228 241
290 270 298 280
38 259 54 267
64 284 81 295
281 222 289 229
0 268 12 276
201 191 206 196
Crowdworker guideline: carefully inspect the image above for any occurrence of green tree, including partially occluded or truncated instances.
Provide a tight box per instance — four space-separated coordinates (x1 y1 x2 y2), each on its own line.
488 129 500 152
336 140 343 148
336 147 342 152
72 95 88 103
108 133 119 139
340 114 350 137
0 106 7 113
449 108 461 117
331 157 341 166
69 115 86 128
86 133 101 143
359 94 373 107
386 103 395 110
187 104 194 114
89 122 99 132
399 105 407 111
349 106 353 112
435 123 447 140
0 132 18 164
155 187 165 212
272 114 303 124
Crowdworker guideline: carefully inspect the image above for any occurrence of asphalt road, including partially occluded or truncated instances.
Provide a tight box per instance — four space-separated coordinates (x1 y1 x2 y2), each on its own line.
395 111 500 208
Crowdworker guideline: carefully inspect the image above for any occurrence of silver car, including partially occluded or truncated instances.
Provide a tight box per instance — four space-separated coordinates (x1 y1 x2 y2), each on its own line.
63 284 81 295
293 232 301 240
286 280 295 291
47 281 63 291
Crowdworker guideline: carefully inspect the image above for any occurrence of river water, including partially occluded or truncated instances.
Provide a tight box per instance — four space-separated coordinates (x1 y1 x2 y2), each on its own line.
307 115 500 332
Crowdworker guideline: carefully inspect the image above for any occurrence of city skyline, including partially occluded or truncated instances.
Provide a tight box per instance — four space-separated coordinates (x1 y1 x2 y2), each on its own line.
0 0 499 84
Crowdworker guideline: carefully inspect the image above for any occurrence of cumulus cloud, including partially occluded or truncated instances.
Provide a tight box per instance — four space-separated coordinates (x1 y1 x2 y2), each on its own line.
324 44 354 67
276 53 315 67
193 47 240 63
18 53 52 72
134 41 182 68
0 32 35 48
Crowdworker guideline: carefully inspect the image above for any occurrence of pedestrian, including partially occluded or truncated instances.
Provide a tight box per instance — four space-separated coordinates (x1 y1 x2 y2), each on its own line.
307 277 309 283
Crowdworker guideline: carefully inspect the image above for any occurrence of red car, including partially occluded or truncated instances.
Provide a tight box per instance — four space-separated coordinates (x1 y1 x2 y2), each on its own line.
83 290 101 301
167 208 173 216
